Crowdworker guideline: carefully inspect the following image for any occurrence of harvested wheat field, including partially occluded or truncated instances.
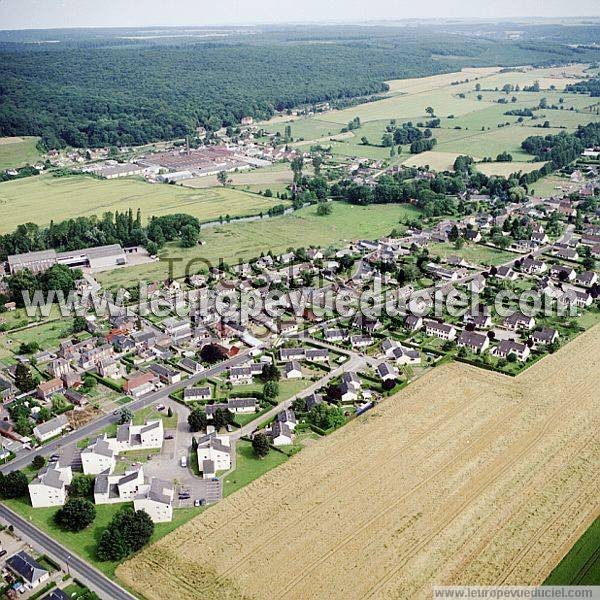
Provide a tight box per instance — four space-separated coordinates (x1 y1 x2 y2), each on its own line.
118 326 600 600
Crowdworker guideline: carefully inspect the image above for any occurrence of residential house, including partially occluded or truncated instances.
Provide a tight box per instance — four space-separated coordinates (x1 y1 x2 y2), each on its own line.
28 462 72 508
425 321 457 341
494 265 518 281
184 386 212 402
550 264 577 282
306 348 329 362
531 327 559 347
350 335 373 349
376 362 398 382
284 361 303 379
269 421 294 446
404 315 423 332
227 398 257 413
114 420 164 452
123 372 159 398
81 435 117 475
94 466 144 504
276 409 297 431
33 414 69 443
197 436 231 476
134 478 174 523
148 363 181 385
457 331 490 354
6 552 49 590
391 345 421 366
520 258 547 275
324 329 347 342
280 347 306 361
502 312 536 331
305 393 323 411
36 378 64 401
575 271 598 288
229 366 253 386
553 246 579 261
492 340 530 362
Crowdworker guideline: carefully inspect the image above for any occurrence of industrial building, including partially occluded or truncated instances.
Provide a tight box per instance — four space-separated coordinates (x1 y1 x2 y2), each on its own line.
7 244 127 274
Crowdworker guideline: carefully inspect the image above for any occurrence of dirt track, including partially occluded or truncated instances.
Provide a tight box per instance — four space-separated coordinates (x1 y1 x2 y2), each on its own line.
118 326 600 600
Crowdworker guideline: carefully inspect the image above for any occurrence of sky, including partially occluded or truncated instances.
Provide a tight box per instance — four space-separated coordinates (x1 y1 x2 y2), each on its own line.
0 0 599 30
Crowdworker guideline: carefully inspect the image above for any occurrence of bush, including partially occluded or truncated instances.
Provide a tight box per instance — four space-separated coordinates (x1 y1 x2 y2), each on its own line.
97 508 154 561
55 498 96 532
252 432 271 458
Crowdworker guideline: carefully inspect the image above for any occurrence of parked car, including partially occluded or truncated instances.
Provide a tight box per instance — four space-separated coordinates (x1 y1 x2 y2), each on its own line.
180 456 187 467
164 434 174 440
179 492 190 500
50 454 59 462
194 499 204 507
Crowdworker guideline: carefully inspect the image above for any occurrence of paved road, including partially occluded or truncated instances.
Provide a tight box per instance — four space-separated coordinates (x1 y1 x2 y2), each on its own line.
1 349 255 474
0 504 135 600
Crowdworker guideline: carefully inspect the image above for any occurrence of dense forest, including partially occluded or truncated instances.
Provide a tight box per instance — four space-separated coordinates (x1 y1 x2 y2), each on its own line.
2 24 600 149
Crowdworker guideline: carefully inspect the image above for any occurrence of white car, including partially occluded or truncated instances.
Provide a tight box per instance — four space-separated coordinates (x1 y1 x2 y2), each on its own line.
180 456 187 468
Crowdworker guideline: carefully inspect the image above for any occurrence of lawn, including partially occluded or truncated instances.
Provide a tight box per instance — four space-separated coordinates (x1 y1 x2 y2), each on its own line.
3 497 203 579
263 64 597 170
544 517 600 585
0 136 42 170
427 242 517 266
0 174 286 233
0 318 78 359
222 440 288 497
133 405 178 429
182 162 301 193
96 202 420 288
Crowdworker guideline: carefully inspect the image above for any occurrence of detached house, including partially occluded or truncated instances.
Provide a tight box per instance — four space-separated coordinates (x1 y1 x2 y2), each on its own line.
492 340 530 362
33 414 69 443
283 360 303 379
531 327 559 347
184 386 212 402
457 331 489 354
502 312 536 331
229 366 253 386
425 321 457 341
36 378 64 401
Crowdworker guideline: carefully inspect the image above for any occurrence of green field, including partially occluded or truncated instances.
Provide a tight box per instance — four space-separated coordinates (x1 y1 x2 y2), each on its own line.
544 518 600 585
262 64 600 166
0 136 42 170
96 202 420 287
0 318 77 360
0 174 286 233
222 440 288 497
4 497 202 579
427 242 517 266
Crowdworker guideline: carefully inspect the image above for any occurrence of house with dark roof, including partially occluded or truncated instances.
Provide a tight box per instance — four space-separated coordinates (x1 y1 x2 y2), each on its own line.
184 386 211 402
6 551 49 589
531 327 559 347
492 340 530 362
457 330 489 354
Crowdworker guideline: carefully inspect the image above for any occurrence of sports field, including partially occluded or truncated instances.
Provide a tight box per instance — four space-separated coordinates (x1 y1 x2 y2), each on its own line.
118 325 600 599
95 202 420 287
0 136 42 170
0 174 284 233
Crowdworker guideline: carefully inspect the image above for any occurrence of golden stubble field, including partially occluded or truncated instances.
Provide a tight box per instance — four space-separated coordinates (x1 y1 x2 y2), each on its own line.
118 326 600 600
